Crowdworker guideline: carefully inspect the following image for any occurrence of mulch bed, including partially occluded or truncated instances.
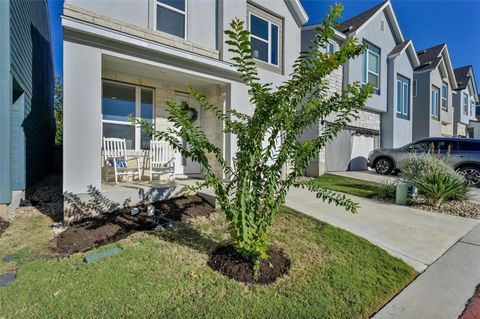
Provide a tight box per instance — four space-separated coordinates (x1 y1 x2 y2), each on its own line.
0 218 9 236
56 195 214 254
208 245 291 284
459 284 480 319
410 197 480 220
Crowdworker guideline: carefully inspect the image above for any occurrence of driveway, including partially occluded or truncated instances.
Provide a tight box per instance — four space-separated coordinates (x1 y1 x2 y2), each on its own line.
286 187 479 272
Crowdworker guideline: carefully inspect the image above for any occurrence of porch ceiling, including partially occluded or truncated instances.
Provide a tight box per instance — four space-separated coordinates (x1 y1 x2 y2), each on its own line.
102 55 226 90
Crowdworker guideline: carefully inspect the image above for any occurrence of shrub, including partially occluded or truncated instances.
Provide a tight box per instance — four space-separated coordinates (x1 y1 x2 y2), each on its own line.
413 171 470 207
375 179 397 201
137 5 373 274
399 153 454 182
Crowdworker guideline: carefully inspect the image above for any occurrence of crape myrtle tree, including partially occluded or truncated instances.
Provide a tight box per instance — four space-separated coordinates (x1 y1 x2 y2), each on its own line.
138 4 373 272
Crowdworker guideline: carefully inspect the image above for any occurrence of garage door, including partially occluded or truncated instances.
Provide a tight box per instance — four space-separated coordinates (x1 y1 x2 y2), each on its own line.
325 129 377 172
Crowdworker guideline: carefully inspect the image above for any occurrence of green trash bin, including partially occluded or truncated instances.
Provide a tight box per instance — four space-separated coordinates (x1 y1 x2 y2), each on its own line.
395 181 409 205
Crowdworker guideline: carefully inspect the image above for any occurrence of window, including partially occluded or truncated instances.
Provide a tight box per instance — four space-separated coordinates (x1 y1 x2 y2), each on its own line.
396 74 410 119
249 13 279 66
380 20 385 32
102 81 154 151
404 141 432 152
156 0 186 38
362 42 380 94
471 98 476 117
463 92 468 115
431 86 440 119
413 80 417 97
327 41 335 54
458 141 480 151
441 83 447 110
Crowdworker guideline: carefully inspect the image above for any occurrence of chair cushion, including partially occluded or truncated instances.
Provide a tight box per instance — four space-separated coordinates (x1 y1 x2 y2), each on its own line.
108 157 128 168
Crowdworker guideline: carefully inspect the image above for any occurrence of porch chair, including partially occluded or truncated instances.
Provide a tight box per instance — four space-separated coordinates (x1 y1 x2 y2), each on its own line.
149 140 175 182
103 137 141 183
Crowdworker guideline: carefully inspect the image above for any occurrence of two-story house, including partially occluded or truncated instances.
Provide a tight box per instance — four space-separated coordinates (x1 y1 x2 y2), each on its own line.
412 44 457 140
452 65 479 137
61 0 308 210
0 0 54 218
300 0 418 175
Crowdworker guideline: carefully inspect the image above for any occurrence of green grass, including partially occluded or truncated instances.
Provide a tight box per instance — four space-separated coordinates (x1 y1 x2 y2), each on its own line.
308 174 382 198
0 207 415 319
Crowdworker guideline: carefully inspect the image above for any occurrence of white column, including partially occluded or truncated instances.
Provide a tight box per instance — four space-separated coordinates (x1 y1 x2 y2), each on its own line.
63 41 102 194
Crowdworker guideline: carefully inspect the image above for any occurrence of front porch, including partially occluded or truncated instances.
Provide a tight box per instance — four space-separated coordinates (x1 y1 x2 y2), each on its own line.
63 48 234 221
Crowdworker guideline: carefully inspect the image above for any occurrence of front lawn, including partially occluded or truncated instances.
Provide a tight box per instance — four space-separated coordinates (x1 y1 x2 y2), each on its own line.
308 174 382 198
0 204 415 319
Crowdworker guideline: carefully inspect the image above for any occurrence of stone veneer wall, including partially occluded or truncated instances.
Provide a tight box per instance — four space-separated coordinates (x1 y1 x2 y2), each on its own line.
442 123 454 137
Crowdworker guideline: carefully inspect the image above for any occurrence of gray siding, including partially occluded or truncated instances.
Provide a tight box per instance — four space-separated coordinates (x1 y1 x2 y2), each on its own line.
412 71 430 140
0 0 54 204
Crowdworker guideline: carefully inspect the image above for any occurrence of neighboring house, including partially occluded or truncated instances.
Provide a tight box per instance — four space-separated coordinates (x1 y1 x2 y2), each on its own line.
301 0 419 175
61 0 308 211
452 65 479 137
0 0 54 218
412 44 457 140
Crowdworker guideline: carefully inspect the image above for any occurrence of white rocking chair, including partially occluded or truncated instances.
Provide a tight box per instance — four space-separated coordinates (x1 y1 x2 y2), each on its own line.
149 140 175 182
103 137 141 183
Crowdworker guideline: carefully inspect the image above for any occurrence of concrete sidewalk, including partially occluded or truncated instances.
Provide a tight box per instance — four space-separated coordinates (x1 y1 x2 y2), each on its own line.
285 187 479 272
374 224 480 319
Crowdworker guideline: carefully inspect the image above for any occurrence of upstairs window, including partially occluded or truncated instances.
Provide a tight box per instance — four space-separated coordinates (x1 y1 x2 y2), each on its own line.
326 41 335 54
249 12 279 66
156 0 186 38
463 92 468 115
441 83 447 110
431 86 440 119
362 42 380 94
396 74 410 120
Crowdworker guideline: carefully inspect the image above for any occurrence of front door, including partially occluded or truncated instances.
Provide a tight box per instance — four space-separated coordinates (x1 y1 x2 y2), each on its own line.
174 93 202 175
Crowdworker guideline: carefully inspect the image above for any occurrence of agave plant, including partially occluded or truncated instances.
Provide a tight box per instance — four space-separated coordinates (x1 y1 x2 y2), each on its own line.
137 4 373 273
413 171 470 207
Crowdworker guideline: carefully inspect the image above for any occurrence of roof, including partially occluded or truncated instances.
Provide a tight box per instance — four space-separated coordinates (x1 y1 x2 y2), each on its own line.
286 0 309 26
454 65 473 90
334 1 388 34
415 44 445 71
389 40 410 56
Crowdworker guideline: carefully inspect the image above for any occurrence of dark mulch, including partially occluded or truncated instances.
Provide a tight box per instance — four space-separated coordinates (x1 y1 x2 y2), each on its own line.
459 284 480 319
56 195 214 254
152 195 215 221
0 218 9 236
208 245 291 284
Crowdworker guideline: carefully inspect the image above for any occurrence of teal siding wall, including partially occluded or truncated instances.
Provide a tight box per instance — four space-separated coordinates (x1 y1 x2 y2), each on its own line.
10 0 54 188
0 0 54 204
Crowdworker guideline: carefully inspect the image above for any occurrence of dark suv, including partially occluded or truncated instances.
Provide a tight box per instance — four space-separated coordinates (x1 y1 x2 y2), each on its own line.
367 137 480 186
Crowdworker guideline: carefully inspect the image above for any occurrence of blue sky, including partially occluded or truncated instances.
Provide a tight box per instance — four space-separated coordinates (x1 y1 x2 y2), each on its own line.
48 0 479 86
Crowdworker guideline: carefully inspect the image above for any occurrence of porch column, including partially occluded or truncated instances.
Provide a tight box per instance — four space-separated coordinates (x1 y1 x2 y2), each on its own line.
63 41 102 195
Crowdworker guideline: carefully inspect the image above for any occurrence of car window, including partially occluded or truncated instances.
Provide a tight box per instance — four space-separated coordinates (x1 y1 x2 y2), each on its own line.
434 141 451 152
404 141 432 152
457 141 480 151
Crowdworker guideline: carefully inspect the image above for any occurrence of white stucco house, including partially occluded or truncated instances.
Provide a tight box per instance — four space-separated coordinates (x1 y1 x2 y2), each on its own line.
61 0 308 216
301 0 419 175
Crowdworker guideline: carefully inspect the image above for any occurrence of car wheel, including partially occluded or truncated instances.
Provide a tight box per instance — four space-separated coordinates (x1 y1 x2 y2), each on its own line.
374 158 393 175
458 166 480 187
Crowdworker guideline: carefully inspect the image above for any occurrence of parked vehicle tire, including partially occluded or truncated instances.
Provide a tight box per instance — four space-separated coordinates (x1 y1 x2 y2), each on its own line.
457 166 480 187
374 157 394 175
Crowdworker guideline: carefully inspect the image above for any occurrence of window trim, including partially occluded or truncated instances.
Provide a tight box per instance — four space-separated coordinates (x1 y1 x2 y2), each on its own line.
441 82 448 111
102 80 155 151
248 12 280 66
155 0 187 39
431 85 440 120
362 41 381 95
396 74 410 120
